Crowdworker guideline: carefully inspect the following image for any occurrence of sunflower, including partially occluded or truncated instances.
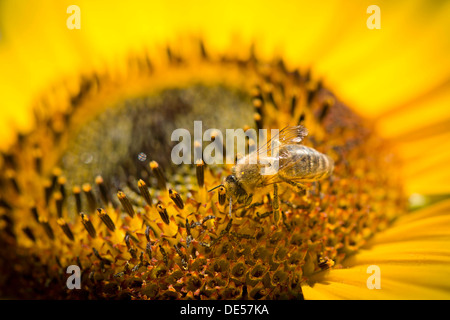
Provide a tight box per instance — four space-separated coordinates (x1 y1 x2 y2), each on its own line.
0 0 449 300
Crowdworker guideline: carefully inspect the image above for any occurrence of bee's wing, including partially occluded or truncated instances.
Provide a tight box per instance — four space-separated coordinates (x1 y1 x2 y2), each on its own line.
276 125 309 145
240 126 309 185
259 145 306 185
256 125 308 158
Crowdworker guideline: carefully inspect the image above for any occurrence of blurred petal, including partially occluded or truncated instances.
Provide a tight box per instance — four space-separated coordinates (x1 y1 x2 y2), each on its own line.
375 81 450 194
1 0 449 128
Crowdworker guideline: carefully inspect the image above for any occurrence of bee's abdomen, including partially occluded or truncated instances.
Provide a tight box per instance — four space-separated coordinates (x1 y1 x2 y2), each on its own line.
279 145 334 181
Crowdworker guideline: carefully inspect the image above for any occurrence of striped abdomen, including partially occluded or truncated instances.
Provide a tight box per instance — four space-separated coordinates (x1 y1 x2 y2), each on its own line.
278 145 334 181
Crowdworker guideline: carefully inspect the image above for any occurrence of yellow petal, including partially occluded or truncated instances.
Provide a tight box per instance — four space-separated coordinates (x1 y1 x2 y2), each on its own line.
374 80 450 194
376 81 450 140
303 264 450 300
303 199 450 299
316 0 450 118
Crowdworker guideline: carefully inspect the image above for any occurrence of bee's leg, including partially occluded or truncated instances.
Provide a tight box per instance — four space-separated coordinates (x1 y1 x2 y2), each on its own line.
228 197 233 218
280 177 307 195
273 184 280 224
244 194 253 207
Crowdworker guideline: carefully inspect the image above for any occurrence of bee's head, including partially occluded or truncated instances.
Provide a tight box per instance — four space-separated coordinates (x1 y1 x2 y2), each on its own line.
208 175 239 197
207 175 240 218
223 175 239 197
207 175 246 205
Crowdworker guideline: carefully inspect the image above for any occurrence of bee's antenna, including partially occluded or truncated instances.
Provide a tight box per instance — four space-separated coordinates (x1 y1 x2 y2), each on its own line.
207 184 223 192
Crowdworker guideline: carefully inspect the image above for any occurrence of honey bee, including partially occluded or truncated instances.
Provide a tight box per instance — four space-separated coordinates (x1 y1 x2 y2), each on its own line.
209 125 334 217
